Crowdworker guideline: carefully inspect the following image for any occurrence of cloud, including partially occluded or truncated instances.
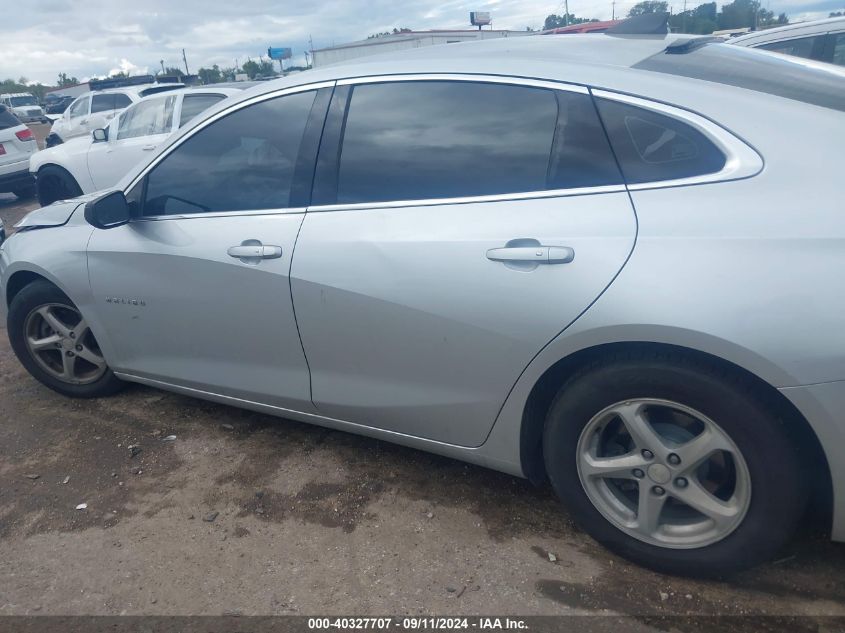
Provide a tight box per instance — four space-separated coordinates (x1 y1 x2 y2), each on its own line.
1 0 839 84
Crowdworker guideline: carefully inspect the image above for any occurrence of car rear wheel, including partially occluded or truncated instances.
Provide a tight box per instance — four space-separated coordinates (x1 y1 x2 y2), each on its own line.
36 165 82 206
543 350 804 577
8 280 124 398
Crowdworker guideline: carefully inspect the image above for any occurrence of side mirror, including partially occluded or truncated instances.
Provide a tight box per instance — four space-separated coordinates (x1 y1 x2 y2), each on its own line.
92 128 108 142
84 191 131 229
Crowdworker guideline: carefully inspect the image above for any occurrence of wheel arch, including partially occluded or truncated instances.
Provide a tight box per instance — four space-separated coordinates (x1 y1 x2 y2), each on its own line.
5 268 71 310
35 162 87 201
518 341 833 530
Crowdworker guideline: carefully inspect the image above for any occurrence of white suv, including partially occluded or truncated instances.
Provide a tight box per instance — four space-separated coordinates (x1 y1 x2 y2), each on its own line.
47 83 184 146
0 93 48 124
31 87 241 205
0 104 36 199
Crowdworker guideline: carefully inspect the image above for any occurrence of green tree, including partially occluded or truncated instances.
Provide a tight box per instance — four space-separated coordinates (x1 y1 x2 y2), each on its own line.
197 64 223 84
543 13 598 29
830 11 844 16
669 1 717 33
57 72 79 87
241 59 275 79
628 1 668 16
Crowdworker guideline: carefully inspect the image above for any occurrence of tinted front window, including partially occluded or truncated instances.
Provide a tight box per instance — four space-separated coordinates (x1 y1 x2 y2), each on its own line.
69 96 89 118
757 35 818 59
635 42 845 112
143 90 316 215
91 94 116 113
10 96 37 106
595 98 726 184
336 81 619 204
179 93 226 127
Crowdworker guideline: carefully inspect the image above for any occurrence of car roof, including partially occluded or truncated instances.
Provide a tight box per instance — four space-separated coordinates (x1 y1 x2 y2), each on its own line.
225 33 699 103
0 92 36 97
729 16 845 45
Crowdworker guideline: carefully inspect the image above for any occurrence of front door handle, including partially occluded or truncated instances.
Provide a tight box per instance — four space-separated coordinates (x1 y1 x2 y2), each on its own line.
142 144 157 151
486 245 575 264
227 243 283 263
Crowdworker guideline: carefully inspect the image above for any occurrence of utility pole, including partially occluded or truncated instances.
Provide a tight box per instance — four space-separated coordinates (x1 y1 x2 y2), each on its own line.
564 0 570 25
682 0 687 32
182 48 190 76
159 59 165 75
612 0 616 20
309 34 315 68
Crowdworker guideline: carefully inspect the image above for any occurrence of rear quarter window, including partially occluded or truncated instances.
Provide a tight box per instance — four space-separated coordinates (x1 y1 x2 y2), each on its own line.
595 98 726 184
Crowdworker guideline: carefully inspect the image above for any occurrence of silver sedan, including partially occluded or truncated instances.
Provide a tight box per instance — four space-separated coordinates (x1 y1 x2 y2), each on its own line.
1 31 843 577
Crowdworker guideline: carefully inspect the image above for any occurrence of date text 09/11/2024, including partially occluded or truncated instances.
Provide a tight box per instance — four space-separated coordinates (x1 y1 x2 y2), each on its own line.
307 617 528 630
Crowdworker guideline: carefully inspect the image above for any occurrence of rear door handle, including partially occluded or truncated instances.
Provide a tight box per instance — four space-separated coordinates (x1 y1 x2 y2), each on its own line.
227 244 283 261
486 245 575 264
142 144 157 151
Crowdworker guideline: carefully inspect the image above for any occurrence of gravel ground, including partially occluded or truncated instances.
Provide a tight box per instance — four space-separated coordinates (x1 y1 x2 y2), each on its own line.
1 124 844 622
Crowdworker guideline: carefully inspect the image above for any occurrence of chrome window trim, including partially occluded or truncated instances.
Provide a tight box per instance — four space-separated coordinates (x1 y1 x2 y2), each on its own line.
591 88 764 191
133 207 307 223
124 80 336 195
336 73 589 94
307 185 627 213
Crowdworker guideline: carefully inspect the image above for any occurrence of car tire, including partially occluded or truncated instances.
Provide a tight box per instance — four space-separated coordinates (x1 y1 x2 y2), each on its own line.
7 280 124 398
543 350 804 577
36 165 82 206
12 184 36 199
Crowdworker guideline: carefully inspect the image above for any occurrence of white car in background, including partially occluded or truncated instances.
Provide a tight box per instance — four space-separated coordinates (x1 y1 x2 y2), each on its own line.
47 83 185 147
0 104 37 200
0 93 48 124
31 87 241 205
730 16 845 66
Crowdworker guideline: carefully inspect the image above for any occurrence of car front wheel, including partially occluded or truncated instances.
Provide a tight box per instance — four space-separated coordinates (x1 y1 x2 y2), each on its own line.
543 350 804 577
36 165 82 206
8 280 124 398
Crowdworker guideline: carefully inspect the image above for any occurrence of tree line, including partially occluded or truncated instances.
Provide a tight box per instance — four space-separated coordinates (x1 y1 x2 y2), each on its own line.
544 0 793 33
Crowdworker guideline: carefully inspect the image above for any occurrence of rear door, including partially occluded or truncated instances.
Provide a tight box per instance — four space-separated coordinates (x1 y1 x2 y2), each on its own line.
291 77 637 447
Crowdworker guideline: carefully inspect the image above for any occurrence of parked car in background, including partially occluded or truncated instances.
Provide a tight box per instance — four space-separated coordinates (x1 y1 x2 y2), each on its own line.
2 31 845 577
730 16 845 66
31 87 242 206
44 94 76 115
0 104 36 199
0 93 48 124
46 83 185 147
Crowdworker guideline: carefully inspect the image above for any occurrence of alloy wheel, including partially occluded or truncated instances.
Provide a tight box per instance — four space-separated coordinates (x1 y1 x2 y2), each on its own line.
576 398 751 549
24 303 107 385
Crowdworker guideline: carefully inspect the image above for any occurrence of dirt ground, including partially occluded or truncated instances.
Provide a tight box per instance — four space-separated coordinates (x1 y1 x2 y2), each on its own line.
1 125 844 621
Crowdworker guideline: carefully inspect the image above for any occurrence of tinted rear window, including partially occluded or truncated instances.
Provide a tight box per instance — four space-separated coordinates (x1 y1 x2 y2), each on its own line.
334 81 622 205
0 104 20 130
634 42 845 112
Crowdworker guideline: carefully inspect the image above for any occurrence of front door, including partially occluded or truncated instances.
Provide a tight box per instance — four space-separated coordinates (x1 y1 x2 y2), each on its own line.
87 94 177 191
87 87 330 410
291 78 637 447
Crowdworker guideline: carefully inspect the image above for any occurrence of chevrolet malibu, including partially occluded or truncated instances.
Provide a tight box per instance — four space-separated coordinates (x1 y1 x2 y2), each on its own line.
1 31 843 577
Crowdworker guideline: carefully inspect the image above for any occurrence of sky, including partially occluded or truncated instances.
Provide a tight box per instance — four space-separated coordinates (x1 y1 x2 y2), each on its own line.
1 0 841 85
